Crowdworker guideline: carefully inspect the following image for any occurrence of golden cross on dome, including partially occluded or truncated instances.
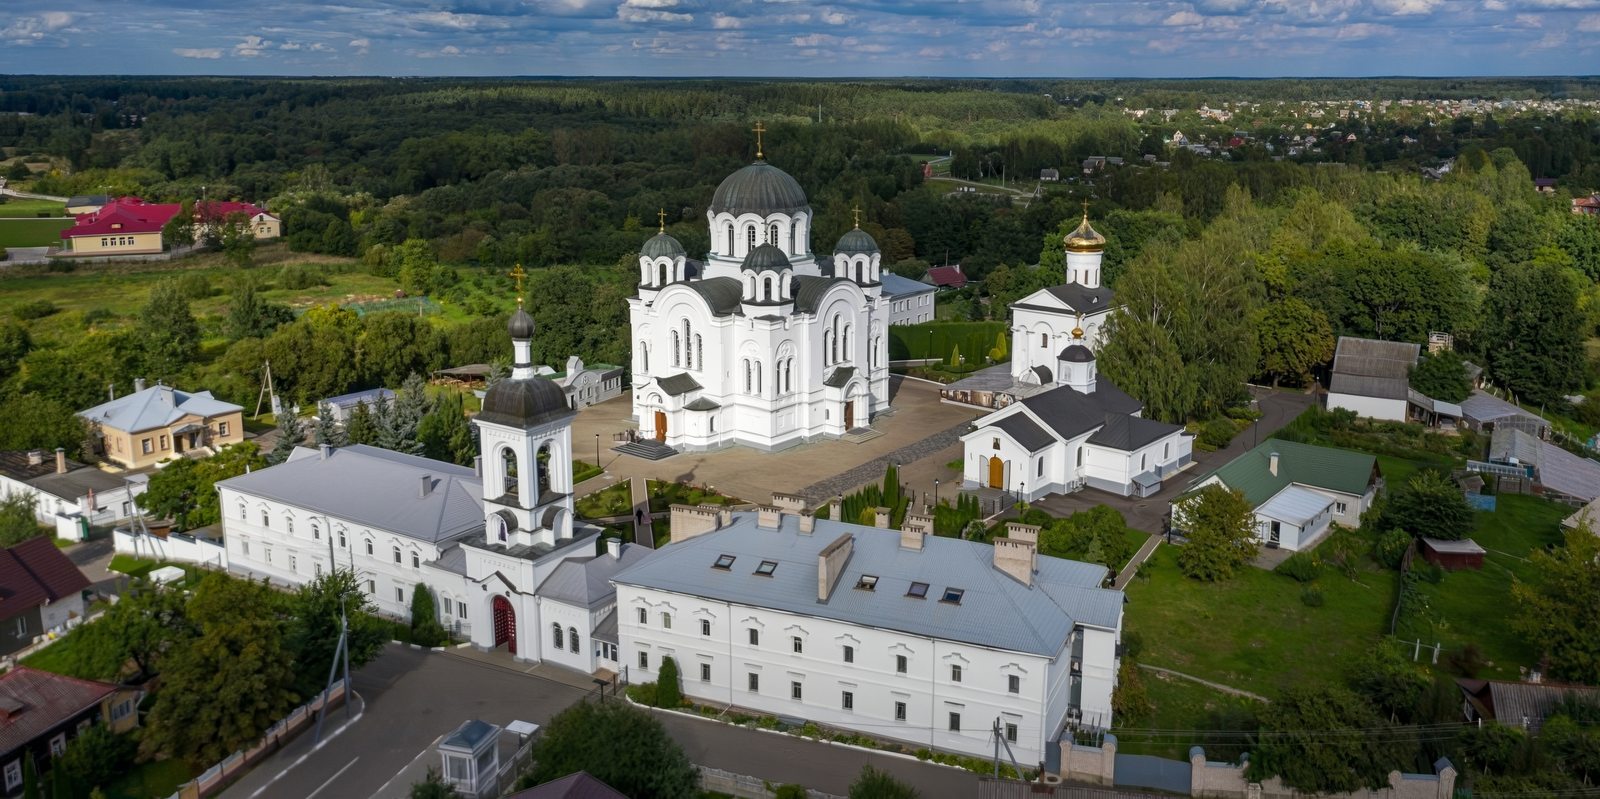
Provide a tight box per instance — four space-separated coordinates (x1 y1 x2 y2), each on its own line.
509 264 527 306
657 208 667 234
753 121 766 160
1081 199 1091 220
852 206 862 229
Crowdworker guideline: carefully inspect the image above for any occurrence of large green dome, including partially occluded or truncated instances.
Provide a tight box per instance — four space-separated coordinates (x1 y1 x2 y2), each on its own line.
710 161 809 215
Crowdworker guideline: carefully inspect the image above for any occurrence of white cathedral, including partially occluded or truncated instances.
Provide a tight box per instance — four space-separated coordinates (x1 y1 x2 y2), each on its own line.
628 152 892 451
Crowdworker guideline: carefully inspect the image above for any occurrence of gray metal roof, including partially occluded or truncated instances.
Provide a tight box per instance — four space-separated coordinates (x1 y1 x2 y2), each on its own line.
78 384 241 434
479 377 572 429
612 511 1122 657
1461 390 1545 426
1490 427 1543 469
835 228 879 255
431 545 467 576
656 373 702 397
592 607 619 644
1087 414 1182 451
1330 374 1410 401
440 719 498 752
1531 438 1600 502
1040 284 1115 313
683 398 721 411
640 232 685 259
741 243 792 272
680 277 743 316
709 161 809 215
1468 680 1600 733
823 366 856 389
1058 344 1094 363
1256 485 1333 526
508 307 536 340
993 414 1053 453
879 272 935 299
318 387 394 410
793 275 852 314
536 543 654 610
1012 381 1144 442
1329 337 1417 400
216 445 485 544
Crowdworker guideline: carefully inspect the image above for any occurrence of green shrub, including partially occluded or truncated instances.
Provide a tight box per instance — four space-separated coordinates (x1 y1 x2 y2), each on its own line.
1300 587 1325 607
1419 562 1445 584
174 272 213 300
625 682 658 706
278 264 329 290
81 308 115 327
1199 417 1237 448
1275 551 1323 583
13 300 57 320
408 584 447 647
772 784 808 799
1375 528 1412 569
655 656 682 708
1121 630 1144 659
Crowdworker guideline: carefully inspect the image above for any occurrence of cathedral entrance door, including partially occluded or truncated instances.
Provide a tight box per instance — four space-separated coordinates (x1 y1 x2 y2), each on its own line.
492 595 517 655
654 411 667 443
843 401 855 430
988 456 1005 489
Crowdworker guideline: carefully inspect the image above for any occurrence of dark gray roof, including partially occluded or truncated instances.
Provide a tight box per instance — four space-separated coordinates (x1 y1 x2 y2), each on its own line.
1464 679 1600 733
216 445 484 544
683 397 721 411
793 275 852 314
440 719 498 751
592 608 618 644
27 466 131 501
1461 390 1545 426
1087 414 1182 450
1059 344 1094 363
1041 284 1116 313
741 243 791 272
710 161 809 215
65 195 108 208
508 771 628 799
479 377 571 429
680 277 743 316
993 414 1053 452
835 228 879 255
612 511 1122 657
823 366 856 389
640 232 685 259
1329 336 1418 400
656 373 701 397
508 307 536 340
1011 381 1146 442
536 543 654 610
1031 365 1053 384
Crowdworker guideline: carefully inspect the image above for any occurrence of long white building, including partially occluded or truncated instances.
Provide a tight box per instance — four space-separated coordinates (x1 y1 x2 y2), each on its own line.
612 507 1124 765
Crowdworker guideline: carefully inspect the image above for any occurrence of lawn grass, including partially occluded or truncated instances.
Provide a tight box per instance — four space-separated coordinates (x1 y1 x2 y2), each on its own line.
19 634 86 676
0 198 66 218
1398 493 1571 680
1122 531 1396 696
103 758 197 799
1113 670 1262 760
0 216 73 247
571 459 603 485
646 480 743 514
576 482 633 519
108 554 159 578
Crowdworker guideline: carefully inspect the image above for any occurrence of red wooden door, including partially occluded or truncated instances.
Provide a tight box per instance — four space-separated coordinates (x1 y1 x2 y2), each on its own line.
654 411 667 442
492 595 516 655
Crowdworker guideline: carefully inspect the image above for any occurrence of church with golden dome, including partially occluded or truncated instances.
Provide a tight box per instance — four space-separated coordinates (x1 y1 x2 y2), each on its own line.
1010 207 1116 388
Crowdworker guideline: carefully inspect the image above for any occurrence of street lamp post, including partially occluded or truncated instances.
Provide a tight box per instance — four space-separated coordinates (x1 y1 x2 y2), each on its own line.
594 433 600 472
934 479 940 509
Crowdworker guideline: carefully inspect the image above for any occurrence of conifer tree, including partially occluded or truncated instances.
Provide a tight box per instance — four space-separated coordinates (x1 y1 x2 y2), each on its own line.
312 402 347 448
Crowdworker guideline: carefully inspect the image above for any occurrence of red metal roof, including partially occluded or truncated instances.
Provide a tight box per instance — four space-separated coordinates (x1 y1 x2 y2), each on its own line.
0 537 91 622
924 265 967 288
0 668 116 757
196 200 273 222
61 197 181 240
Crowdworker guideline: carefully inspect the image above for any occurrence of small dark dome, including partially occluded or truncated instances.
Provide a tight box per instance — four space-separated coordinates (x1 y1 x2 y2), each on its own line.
641 232 685 259
710 162 809 215
479 377 571 429
1059 344 1095 363
507 307 536 340
741 243 792 272
835 228 879 255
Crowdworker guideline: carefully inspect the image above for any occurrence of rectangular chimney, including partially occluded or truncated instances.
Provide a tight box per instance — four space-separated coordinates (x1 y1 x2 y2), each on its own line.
473 455 483 478
54 448 67 475
133 377 147 393
756 505 782 530
1005 523 1040 544
817 533 854 601
899 527 924 551
319 444 332 460
1269 451 1280 476
994 537 1037 586
419 475 433 498
797 510 815 535
607 538 622 559
873 507 890 529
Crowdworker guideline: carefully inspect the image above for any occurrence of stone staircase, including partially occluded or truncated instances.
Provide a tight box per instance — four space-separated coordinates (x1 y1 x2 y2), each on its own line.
613 440 679 461
840 427 885 444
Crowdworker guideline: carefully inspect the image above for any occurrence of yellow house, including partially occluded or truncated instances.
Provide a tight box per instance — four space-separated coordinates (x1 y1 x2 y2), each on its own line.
59 198 180 256
77 379 245 470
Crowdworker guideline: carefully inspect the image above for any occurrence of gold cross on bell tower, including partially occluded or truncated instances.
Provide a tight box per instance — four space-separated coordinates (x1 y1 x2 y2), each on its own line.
753 121 766 160
509 264 527 306
1081 199 1091 220
657 208 667 234
851 205 862 229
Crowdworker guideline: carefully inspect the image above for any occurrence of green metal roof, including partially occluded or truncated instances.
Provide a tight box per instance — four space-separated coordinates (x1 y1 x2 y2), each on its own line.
1183 438 1376 507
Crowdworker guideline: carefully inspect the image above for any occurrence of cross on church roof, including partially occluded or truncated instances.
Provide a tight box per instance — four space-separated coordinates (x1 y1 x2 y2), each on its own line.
852 205 862 228
509 264 526 306
657 208 667 234
1081 199 1090 220
753 121 766 160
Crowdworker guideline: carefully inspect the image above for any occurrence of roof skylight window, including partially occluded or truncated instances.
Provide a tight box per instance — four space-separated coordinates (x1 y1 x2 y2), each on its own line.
755 560 778 576
906 582 929 599
941 588 964 604
855 575 878 591
712 554 736 570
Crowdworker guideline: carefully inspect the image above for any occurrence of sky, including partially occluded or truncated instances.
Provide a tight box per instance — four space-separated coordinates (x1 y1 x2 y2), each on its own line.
1 0 1598 78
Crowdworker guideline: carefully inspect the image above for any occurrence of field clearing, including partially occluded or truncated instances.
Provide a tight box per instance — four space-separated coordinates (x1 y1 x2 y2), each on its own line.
0 216 72 247
0 198 67 217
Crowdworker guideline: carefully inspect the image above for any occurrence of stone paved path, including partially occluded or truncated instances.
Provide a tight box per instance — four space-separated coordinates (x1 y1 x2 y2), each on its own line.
629 476 655 548
1114 535 1162 590
795 419 973 503
1137 664 1268 703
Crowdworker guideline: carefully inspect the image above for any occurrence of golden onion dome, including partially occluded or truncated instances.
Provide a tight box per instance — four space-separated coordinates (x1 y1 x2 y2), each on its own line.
1071 326 1085 339
1064 212 1106 253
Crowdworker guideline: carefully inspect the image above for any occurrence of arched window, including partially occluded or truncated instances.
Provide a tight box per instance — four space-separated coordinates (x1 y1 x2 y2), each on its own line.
568 627 580 654
500 448 518 496
338 528 346 548
754 362 762 394
1076 448 1085 468
260 508 269 527
311 522 320 541
726 224 735 254
783 359 792 393
640 343 649 372
658 262 669 285
392 545 401 564
843 324 853 361
768 223 779 245
536 442 553 497
671 330 681 367
552 624 564 650
746 225 756 251
1041 333 1048 347
285 516 294 535
695 335 703 370
238 503 246 521
495 515 508 542
365 539 373 555
681 319 691 369
1037 457 1044 477
743 359 752 393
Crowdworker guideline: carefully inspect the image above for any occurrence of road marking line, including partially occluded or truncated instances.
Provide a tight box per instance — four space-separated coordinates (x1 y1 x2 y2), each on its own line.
307 756 359 799
247 692 366 798
368 734 443 799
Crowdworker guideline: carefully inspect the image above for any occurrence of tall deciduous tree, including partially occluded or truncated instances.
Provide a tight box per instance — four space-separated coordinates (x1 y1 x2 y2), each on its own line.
1384 470 1472 541
1254 298 1334 387
0 494 43 547
1480 259 1585 406
1408 350 1472 403
137 278 200 380
1175 485 1259 581
225 281 293 341
59 580 192 681
1249 685 1399 793
1513 524 1600 685
138 443 267 531
285 570 390 698
516 701 697 797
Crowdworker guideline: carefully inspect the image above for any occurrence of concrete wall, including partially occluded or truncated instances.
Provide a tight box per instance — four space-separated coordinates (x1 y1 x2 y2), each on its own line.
1328 393 1407 423
1053 741 1457 799
114 528 229 570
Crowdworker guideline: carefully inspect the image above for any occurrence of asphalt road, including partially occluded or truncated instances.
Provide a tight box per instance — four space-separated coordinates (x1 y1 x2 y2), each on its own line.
221 645 980 798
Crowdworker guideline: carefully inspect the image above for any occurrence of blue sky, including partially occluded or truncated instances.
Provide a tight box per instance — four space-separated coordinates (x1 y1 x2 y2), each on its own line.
2 0 1597 77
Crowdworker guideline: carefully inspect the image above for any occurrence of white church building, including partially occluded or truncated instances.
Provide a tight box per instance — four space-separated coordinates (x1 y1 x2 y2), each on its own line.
1010 211 1117 389
218 304 652 675
627 151 892 452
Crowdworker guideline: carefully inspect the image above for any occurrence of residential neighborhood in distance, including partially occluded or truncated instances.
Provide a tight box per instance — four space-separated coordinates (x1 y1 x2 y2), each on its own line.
1 24 1598 799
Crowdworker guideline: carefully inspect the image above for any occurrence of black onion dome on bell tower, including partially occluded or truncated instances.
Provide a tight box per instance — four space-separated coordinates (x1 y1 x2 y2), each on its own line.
507 307 536 340
710 162 809 215
835 227 879 255
641 232 685 259
478 378 571 429
741 243 792 272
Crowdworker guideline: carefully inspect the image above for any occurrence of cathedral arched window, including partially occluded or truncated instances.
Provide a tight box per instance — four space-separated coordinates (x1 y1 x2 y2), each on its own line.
552 624 564 649
1040 333 1048 347
681 319 691 369
536 442 553 497
743 359 752 393
695 335 703 371
569 627 579 653
657 262 669 285
754 362 762 394
822 330 832 366
843 325 853 361
640 343 649 372
500 448 518 496
768 223 779 246
784 359 793 393
671 330 681 368
726 224 735 254
746 225 756 252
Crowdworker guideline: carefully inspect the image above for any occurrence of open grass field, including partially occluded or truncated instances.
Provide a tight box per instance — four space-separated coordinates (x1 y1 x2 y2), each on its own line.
1123 530 1397 697
0 198 67 217
1113 671 1262 760
1398 493 1571 680
0 216 73 247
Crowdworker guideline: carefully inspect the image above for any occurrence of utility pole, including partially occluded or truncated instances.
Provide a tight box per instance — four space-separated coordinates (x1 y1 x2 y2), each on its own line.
314 594 352 743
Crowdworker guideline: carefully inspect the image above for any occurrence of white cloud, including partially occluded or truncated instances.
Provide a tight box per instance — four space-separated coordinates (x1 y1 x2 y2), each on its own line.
173 47 223 59
1579 12 1600 29
617 0 693 23
406 11 513 30
309 42 334 52
1164 10 1204 25
234 35 271 57
711 13 742 28
790 33 835 46
820 9 851 24
1372 0 1441 14
349 38 371 54
0 11 74 44
279 42 302 51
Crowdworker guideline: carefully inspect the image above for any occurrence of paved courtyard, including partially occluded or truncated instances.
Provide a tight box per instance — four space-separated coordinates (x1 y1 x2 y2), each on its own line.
221 644 980 798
